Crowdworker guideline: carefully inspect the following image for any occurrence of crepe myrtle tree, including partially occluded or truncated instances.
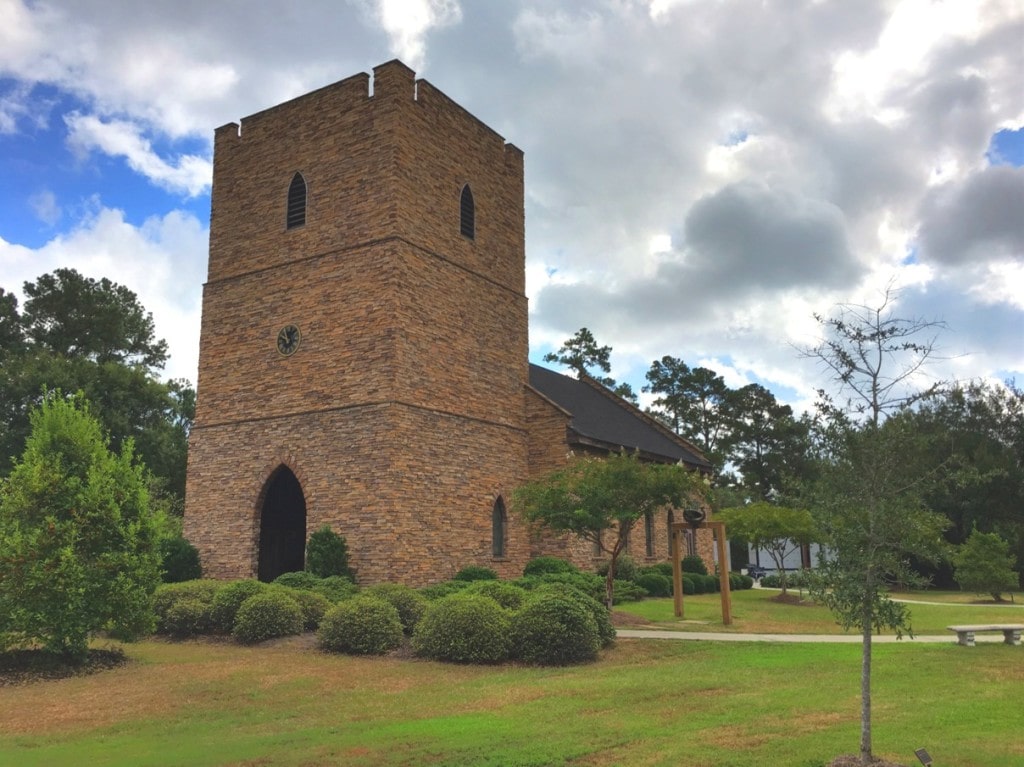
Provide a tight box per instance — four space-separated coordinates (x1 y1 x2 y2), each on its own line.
513 450 706 609
716 502 817 596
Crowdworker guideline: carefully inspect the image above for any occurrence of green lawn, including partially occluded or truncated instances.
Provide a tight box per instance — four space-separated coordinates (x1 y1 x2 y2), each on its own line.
615 588 1024 634
1 630 1022 767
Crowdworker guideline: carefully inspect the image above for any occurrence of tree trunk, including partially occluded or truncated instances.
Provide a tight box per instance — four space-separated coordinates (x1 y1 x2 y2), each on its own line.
605 564 615 611
860 599 873 764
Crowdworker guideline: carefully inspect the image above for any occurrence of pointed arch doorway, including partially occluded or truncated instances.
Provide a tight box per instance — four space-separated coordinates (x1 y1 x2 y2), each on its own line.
257 466 307 582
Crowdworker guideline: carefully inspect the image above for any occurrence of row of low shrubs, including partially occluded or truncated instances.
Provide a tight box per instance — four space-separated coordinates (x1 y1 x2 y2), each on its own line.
151 554 750 663
759 570 814 590
593 555 755 597
153 572 613 666
319 583 614 665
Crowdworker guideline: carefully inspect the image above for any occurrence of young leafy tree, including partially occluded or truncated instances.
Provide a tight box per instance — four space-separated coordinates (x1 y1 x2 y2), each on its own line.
716 502 817 596
0 392 162 660
953 528 1018 602
800 287 949 765
513 451 705 608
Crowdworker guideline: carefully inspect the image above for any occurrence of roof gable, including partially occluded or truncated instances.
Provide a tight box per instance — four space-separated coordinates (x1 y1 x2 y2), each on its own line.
528 364 711 470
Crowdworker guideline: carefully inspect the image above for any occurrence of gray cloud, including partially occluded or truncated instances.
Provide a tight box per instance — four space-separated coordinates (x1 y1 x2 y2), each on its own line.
918 166 1024 266
1 0 1022 403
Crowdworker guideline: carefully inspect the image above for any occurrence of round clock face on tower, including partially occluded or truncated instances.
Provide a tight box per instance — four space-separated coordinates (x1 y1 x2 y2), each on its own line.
276 324 301 356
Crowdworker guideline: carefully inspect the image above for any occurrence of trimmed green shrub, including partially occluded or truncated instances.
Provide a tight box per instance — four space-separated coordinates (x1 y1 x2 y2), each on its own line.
700 574 720 593
612 579 647 603
159 536 203 583
641 562 674 579
511 593 600 665
418 580 471 600
681 555 708 575
636 572 672 598
597 555 638 582
273 571 324 591
412 594 511 664
365 583 428 634
523 556 578 577
738 574 754 590
453 565 498 582
514 571 606 602
310 575 359 603
162 597 214 638
232 591 304 643
680 574 697 595
761 571 809 589
306 525 354 579
153 580 220 634
318 596 403 655
276 587 332 631
532 583 615 648
463 580 529 610
211 580 268 633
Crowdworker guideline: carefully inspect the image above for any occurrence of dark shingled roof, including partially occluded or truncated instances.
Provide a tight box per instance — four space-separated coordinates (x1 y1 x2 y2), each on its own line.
528 364 712 470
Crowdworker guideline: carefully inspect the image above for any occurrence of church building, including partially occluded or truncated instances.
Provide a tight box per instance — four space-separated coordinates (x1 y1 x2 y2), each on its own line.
183 60 711 586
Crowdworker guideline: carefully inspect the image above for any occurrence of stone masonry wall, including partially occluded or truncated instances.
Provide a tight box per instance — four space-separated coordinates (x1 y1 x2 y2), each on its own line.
185 60 531 584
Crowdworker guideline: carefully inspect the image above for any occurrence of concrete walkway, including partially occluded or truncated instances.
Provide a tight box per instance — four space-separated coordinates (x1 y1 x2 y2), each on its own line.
615 629 1015 644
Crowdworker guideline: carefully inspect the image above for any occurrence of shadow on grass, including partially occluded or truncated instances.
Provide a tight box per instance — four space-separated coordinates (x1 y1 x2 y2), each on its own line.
0 647 129 687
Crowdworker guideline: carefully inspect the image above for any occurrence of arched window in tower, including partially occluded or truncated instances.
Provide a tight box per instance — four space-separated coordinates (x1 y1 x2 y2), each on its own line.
644 511 655 557
286 172 307 229
492 496 507 557
460 183 475 239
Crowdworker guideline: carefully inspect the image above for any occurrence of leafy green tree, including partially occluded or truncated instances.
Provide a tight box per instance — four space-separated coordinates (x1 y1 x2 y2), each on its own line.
306 525 353 579
20 268 168 368
800 288 949 765
643 357 733 468
909 380 1024 587
543 327 612 379
543 327 638 402
953 528 1018 601
513 451 705 608
0 288 24 355
0 392 161 660
0 271 192 505
716 502 817 596
729 383 812 501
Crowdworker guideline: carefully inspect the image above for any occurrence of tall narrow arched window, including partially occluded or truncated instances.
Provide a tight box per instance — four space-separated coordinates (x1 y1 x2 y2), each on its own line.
287 172 307 229
459 184 475 239
644 512 655 557
492 496 507 557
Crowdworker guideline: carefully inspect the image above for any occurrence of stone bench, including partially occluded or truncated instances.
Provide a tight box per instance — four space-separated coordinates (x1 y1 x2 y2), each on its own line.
947 624 1024 647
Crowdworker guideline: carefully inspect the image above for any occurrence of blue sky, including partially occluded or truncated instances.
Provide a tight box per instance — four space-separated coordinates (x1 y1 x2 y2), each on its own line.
2 0 1022 412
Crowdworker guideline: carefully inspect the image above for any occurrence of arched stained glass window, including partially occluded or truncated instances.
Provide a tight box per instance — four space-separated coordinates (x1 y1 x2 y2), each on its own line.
287 173 307 229
460 184 475 239
492 496 507 557
644 512 655 557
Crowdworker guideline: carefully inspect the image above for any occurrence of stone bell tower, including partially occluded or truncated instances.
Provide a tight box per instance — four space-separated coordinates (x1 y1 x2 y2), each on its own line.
184 60 530 585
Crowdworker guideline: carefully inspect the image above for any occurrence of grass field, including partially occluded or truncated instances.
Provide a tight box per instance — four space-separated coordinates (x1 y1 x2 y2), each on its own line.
615 588 1024 634
1 607 1022 767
